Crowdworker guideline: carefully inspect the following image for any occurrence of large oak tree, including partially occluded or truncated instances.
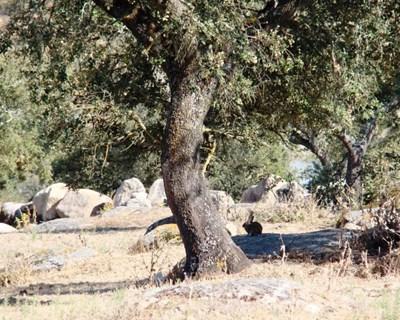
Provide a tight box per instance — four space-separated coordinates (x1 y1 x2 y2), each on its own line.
90 0 306 277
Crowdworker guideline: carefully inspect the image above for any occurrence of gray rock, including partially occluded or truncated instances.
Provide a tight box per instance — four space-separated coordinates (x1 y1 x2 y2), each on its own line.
132 223 181 253
0 223 18 233
210 190 235 212
240 175 308 205
211 190 235 206
99 206 140 218
145 278 299 301
131 192 149 202
55 189 112 219
113 178 147 206
31 218 93 233
32 247 98 271
225 203 256 221
344 209 376 229
233 228 354 258
240 175 281 203
0 202 30 223
125 198 152 209
148 179 167 207
142 278 321 314
32 183 69 221
32 254 65 271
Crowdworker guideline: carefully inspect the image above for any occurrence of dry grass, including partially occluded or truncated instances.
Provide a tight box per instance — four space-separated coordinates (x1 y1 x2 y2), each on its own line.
1 206 400 319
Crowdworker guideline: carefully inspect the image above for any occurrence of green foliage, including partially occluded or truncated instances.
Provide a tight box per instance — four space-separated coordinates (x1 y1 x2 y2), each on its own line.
2 0 298 195
0 52 53 200
249 0 400 205
255 1 399 127
306 162 345 207
3 0 168 193
364 129 400 205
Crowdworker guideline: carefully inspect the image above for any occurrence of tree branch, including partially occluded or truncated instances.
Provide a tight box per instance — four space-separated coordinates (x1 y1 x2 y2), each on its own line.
93 0 153 47
289 128 331 166
334 131 356 156
92 0 195 75
370 96 400 147
361 116 377 150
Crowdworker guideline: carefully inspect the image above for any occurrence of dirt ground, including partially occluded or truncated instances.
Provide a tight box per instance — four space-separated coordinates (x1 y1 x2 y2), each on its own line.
1 207 399 320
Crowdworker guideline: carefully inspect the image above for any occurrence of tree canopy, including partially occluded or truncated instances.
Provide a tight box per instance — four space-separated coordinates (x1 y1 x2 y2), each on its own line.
1 1 300 199
1 1 398 204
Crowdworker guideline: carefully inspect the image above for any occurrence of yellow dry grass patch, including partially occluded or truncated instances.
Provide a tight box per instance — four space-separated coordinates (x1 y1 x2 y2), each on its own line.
1 207 400 319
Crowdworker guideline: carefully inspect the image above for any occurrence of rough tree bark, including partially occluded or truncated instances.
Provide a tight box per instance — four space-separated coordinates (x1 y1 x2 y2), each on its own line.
163 74 251 276
93 0 252 277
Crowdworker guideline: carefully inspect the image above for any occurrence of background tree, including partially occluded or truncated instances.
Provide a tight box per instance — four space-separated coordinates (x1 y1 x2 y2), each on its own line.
3 1 168 193
245 0 400 208
0 51 54 201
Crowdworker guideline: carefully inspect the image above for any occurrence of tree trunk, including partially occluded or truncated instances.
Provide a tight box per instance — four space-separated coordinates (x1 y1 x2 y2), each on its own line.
92 0 252 278
162 75 251 277
344 147 364 208
336 132 368 208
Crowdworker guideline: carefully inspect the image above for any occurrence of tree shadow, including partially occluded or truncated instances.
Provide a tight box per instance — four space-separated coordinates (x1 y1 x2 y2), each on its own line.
233 228 356 259
0 279 144 306
33 225 145 234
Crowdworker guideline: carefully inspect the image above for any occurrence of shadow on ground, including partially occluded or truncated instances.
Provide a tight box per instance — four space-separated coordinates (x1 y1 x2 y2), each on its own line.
0 280 138 305
233 228 356 258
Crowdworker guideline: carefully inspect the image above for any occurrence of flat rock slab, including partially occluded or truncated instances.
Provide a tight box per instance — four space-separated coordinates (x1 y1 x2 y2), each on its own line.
233 228 355 258
28 218 94 233
99 206 140 218
0 280 132 303
144 278 300 302
0 223 18 233
141 278 323 314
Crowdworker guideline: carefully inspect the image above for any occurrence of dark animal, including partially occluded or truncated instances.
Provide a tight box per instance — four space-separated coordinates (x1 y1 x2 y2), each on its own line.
242 211 263 236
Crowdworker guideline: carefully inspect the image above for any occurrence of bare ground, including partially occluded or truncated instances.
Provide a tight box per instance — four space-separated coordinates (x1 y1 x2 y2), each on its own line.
1 207 399 320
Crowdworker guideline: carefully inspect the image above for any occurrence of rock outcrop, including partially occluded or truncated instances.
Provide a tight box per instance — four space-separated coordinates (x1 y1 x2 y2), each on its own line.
148 178 167 207
55 189 112 219
0 202 34 224
0 223 18 233
241 175 308 206
131 223 181 253
32 183 69 221
113 178 148 207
